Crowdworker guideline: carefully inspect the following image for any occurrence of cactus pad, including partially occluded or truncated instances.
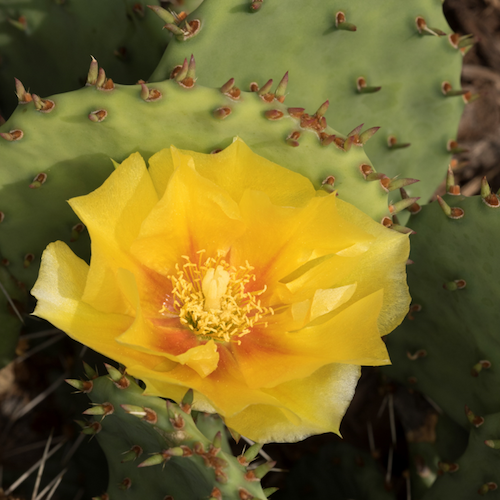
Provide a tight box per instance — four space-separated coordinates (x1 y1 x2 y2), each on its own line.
384 193 500 427
0 72 390 293
83 367 271 499
153 0 465 206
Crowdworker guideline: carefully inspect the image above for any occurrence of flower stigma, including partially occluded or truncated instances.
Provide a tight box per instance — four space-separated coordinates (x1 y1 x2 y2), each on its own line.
163 250 273 342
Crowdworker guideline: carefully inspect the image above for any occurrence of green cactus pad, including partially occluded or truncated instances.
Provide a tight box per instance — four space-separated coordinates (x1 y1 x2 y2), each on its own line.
406 411 468 499
421 411 500 499
0 74 390 292
152 0 464 208
0 0 167 118
166 0 205 15
85 367 270 499
384 193 500 428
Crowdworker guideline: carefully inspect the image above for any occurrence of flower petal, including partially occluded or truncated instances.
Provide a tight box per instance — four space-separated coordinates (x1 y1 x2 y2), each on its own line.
173 138 316 207
233 290 389 389
175 340 219 378
116 304 219 378
147 148 175 198
232 190 372 291
114 268 199 359
31 242 160 368
308 284 357 322
336 198 411 336
128 346 280 416
225 363 361 443
68 152 159 314
262 283 357 336
131 150 244 275
281 199 410 335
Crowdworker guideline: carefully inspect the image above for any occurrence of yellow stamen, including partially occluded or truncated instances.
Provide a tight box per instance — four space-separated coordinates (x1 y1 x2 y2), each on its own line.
165 253 271 342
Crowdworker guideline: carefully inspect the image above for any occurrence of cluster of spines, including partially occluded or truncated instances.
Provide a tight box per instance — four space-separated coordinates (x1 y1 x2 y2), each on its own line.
185 60 422 227
148 4 200 41
150 6 474 172
67 363 274 500
436 169 500 220
0 51 427 270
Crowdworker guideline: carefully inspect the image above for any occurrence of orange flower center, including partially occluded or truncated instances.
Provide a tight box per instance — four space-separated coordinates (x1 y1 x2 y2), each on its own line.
165 251 273 342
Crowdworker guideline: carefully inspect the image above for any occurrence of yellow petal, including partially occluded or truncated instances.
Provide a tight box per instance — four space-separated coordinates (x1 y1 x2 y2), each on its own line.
32 241 88 310
31 242 159 368
336 198 411 336
177 137 316 207
127 346 280 416
114 269 201 365
232 190 307 283
265 283 357 336
175 340 219 378
117 316 218 378
232 190 371 288
225 363 361 443
233 290 389 389
278 200 410 336
308 284 357 322
131 153 244 275
68 152 158 314
280 253 354 300
148 148 175 198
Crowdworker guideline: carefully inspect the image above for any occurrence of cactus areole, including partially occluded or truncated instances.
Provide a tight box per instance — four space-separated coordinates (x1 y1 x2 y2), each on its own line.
31 138 410 443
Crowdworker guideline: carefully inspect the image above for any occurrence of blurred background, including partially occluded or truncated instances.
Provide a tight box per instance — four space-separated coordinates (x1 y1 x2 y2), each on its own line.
443 0 500 195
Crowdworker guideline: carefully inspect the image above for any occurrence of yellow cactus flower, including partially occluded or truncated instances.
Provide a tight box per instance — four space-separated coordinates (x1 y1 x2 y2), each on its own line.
31 138 410 443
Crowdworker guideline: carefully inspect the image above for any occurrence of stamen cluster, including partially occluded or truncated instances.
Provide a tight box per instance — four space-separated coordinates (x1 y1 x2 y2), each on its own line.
165 251 273 342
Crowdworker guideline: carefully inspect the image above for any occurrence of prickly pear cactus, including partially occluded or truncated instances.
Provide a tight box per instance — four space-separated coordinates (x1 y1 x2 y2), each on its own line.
0 0 166 117
421 410 500 499
0 66 392 291
77 364 271 500
383 186 500 427
1 0 489 499
152 0 466 207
